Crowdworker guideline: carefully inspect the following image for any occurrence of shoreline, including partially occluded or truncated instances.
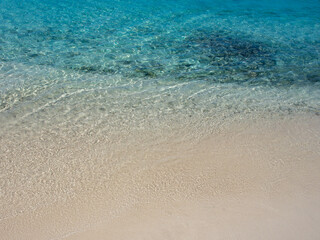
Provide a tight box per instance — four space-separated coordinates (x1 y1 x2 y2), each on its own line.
1 113 320 239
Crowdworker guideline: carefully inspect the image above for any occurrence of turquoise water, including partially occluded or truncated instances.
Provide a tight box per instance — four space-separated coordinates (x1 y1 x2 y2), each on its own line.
0 0 320 135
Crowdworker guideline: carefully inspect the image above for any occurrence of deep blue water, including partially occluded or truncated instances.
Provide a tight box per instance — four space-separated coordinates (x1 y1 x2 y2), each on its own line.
0 0 320 133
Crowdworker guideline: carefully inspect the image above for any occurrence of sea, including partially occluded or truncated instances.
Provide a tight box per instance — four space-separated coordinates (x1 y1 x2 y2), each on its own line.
0 0 320 239
0 0 319 137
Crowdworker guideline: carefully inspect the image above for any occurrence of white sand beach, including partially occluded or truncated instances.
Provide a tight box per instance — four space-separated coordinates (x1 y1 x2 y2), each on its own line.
1 114 319 240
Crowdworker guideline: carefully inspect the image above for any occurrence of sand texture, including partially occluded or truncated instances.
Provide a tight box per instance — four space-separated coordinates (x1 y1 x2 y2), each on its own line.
1 115 320 239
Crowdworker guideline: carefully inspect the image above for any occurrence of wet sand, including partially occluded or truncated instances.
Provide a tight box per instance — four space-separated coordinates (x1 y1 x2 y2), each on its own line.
1 114 320 240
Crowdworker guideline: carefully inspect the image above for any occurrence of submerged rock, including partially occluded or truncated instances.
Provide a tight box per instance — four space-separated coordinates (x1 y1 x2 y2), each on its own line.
176 30 277 83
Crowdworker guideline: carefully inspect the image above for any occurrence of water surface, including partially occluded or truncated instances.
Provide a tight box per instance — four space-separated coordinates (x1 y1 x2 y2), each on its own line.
0 0 319 137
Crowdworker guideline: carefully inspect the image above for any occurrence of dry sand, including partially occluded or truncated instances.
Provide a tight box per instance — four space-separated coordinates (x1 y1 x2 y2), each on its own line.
1 114 320 239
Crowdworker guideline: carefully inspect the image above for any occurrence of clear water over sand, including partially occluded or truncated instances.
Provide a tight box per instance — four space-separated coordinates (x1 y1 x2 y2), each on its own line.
0 0 320 239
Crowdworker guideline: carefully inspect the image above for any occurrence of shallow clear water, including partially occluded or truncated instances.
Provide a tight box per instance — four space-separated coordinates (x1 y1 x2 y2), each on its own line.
1 2 320 239
0 0 320 135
